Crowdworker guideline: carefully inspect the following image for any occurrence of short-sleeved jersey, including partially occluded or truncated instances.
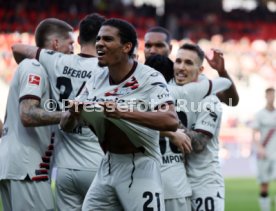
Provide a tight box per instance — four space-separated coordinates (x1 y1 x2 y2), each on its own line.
252 108 276 159
77 62 173 163
159 77 230 199
186 95 224 191
38 49 103 170
0 59 51 180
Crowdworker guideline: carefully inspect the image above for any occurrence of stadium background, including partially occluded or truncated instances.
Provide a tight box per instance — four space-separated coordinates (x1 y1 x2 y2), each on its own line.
0 0 276 210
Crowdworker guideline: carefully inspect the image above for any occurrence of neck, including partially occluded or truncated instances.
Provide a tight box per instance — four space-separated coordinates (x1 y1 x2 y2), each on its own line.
109 58 134 84
80 45 96 56
266 104 275 111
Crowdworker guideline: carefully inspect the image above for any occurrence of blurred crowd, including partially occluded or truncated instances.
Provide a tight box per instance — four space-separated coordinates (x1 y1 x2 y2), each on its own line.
1 0 276 40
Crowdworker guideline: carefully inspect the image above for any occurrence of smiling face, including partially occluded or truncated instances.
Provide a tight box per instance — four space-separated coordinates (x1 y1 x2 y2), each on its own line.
173 48 203 85
96 25 131 67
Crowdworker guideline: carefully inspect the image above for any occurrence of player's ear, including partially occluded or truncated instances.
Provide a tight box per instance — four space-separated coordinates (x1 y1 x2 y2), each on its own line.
199 66 204 74
123 42 132 55
52 39 59 51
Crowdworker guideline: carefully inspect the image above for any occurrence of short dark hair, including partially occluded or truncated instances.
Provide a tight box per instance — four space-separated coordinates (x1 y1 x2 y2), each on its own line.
145 54 174 82
147 26 171 44
35 18 73 48
266 87 275 93
179 43 205 64
79 13 105 45
102 18 137 56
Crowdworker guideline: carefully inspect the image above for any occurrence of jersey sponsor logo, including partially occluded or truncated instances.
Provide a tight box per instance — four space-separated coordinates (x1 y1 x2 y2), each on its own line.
162 154 183 164
105 76 139 96
151 82 169 92
63 66 92 79
87 96 126 103
28 74 41 86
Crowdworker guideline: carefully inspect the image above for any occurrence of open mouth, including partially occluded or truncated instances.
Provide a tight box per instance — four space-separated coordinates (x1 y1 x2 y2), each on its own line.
97 50 105 58
176 73 187 80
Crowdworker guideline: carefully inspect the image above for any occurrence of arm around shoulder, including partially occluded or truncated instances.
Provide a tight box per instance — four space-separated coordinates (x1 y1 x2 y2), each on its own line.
12 44 39 64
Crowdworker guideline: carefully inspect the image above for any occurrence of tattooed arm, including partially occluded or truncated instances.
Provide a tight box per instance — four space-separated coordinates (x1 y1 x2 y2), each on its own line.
20 99 62 127
183 128 212 153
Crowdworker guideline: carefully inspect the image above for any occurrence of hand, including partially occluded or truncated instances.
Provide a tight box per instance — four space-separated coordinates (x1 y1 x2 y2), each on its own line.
99 102 125 119
257 145 266 159
170 129 192 154
205 48 225 74
67 100 83 117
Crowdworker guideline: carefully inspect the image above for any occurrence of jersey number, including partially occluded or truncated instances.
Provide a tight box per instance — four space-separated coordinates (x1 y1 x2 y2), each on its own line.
143 191 161 211
56 76 85 110
159 137 181 155
177 111 188 127
195 197 215 211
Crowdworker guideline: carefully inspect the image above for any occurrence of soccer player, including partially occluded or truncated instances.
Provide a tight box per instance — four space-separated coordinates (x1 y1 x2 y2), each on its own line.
60 18 179 211
145 52 231 211
143 26 239 107
252 87 276 211
0 18 74 210
174 43 225 211
12 13 105 210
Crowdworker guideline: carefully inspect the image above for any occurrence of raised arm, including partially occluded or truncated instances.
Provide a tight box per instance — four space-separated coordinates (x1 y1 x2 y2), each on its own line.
205 48 239 106
12 44 38 64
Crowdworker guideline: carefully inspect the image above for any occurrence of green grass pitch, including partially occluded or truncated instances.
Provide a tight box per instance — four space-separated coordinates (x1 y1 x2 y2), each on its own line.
1 177 276 211
225 178 276 211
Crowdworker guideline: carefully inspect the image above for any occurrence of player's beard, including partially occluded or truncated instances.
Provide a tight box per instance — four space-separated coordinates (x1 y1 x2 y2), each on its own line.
98 61 107 67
